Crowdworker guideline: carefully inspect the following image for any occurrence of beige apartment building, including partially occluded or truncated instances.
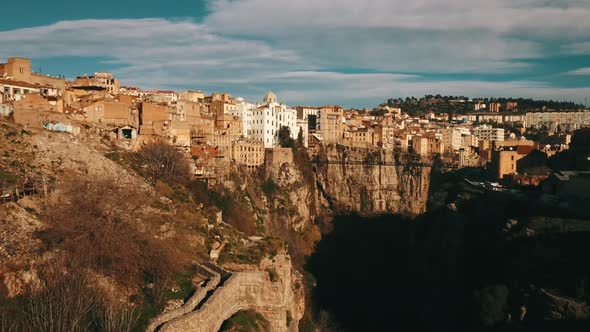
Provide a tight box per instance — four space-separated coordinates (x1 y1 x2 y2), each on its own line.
412 136 444 156
210 100 238 117
317 106 344 144
232 139 265 169
490 145 535 180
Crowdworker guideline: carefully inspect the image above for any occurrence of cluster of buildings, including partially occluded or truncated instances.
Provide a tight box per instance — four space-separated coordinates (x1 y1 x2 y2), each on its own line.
1 56 589 181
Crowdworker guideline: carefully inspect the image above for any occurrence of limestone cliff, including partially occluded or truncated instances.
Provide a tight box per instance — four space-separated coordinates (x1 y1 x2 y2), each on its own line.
314 145 431 216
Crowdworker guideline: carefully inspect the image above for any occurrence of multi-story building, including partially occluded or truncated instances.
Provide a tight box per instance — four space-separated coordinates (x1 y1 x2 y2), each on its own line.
474 125 505 141
317 106 344 144
0 79 58 101
250 92 298 148
488 102 501 113
411 135 444 156
232 139 265 169
524 111 590 129
0 57 66 94
490 145 535 179
210 99 238 117
441 128 463 152
461 134 479 149
73 72 120 94
176 99 208 123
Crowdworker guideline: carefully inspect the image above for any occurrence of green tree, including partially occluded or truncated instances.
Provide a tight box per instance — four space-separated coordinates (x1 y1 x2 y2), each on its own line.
296 127 304 147
278 126 295 148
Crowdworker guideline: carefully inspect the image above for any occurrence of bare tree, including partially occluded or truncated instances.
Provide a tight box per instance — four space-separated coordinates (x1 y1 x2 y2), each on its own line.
22 257 96 332
94 303 139 332
134 142 191 183
37 179 184 288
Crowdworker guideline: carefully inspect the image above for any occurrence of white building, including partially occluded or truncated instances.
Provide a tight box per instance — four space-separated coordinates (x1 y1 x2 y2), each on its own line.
441 128 463 152
232 97 256 137
250 92 299 148
473 125 505 141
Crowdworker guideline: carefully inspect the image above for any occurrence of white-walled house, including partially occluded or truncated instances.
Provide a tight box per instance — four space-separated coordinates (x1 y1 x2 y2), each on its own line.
250 92 299 148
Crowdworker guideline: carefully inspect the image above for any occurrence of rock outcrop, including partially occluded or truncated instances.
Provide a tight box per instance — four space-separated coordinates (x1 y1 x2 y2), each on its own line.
315 145 431 216
155 253 303 332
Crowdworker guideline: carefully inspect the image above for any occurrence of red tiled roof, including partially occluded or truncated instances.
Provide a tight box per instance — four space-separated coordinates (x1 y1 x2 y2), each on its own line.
0 78 50 89
517 145 535 155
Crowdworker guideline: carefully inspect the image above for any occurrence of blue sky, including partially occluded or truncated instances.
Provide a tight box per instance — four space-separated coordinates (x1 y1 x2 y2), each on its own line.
1 0 590 108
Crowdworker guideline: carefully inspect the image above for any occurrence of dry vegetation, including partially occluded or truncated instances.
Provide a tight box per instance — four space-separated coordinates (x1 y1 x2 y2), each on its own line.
36 179 186 287
132 142 192 184
1 256 139 332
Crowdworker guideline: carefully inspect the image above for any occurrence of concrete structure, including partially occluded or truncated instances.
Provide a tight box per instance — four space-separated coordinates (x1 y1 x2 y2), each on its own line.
474 125 504 141
524 111 590 130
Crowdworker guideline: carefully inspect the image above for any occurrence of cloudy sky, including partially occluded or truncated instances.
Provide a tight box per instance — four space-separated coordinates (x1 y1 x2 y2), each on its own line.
1 0 589 107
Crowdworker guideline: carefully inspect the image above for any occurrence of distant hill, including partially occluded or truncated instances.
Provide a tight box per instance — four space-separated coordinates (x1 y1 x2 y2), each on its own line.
380 95 586 116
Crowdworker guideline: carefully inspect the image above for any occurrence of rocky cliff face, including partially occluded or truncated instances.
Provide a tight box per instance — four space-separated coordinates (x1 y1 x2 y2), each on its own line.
315 145 431 216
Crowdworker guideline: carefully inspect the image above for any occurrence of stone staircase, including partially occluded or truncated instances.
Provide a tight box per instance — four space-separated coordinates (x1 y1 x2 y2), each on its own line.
148 254 303 332
146 263 231 332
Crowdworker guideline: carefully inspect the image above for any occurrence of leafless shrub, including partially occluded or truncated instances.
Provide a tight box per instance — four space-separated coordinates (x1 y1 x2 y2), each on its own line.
93 302 139 332
134 142 191 184
21 257 96 332
0 315 18 332
37 179 185 287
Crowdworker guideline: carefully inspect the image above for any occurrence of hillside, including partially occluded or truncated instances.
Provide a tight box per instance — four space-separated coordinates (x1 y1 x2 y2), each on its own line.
0 119 298 330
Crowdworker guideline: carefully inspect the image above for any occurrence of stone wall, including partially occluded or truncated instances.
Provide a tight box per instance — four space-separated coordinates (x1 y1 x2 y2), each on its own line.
158 254 303 332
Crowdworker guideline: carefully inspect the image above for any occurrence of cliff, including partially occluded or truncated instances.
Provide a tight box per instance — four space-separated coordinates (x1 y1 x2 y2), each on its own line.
314 145 431 216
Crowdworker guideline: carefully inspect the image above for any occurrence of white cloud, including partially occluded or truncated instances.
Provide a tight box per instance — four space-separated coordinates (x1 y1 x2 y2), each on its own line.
566 68 590 76
0 1 588 107
267 71 590 107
